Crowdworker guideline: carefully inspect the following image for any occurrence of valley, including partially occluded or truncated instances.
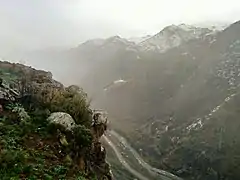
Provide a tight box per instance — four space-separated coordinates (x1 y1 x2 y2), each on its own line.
80 20 240 180
103 130 182 180
5 20 240 180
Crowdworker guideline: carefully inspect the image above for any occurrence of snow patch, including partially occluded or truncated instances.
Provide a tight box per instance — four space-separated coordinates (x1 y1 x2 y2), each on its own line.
114 79 127 84
186 118 203 131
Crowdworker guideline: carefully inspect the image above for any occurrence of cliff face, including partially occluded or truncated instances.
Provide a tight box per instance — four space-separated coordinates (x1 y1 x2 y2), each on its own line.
0 60 112 180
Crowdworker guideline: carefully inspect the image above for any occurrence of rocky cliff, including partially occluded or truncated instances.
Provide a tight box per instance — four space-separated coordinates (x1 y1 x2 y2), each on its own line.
0 60 112 180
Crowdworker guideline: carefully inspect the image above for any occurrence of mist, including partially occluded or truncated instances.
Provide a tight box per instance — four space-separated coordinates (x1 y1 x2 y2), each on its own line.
0 0 239 85
1 1 240 180
1 0 239 51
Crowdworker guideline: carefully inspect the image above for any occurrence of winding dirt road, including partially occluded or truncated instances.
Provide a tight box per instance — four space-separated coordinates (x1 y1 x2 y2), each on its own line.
103 130 182 180
103 135 150 180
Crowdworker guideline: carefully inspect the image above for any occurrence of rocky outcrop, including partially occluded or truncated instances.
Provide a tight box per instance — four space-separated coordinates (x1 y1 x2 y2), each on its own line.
0 60 64 90
47 111 113 180
0 60 113 179
0 77 20 110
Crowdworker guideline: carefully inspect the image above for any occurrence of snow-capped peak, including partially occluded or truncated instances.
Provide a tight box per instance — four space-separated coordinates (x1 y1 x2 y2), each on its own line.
139 23 217 53
106 35 122 41
128 35 152 44
77 35 136 52
178 23 197 31
104 35 136 46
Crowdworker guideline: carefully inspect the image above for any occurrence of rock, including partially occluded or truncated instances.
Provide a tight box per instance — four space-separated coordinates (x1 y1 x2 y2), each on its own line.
91 142 106 164
91 123 107 142
47 112 76 131
92 110 108 125
66 85 81 92
47 111 112 179
0 78 19 104
90 110 108 141
0 87 17 102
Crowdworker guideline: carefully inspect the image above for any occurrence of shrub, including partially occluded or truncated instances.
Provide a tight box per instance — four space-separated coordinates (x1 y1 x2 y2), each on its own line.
72 125 93 149
0 149 27 169
20 82 92 127
0 65 95 179
48 86 92 127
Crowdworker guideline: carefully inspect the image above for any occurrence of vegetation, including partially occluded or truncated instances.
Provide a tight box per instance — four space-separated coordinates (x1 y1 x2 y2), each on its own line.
0 101 94 179
0 64 97 179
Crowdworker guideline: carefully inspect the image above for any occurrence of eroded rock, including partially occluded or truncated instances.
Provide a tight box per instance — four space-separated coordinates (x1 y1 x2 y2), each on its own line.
47 111 113 180
47 112 76 131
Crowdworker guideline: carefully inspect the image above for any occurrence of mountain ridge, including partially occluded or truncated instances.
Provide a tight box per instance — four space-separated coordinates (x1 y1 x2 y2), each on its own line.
79 20 240 180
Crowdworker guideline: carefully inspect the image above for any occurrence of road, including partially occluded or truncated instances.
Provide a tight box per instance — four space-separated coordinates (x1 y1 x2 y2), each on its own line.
103 135 150 180
102 130 182 180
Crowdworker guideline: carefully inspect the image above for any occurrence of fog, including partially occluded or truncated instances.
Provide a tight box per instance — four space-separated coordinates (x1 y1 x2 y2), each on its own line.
1 0 239 52
1 2 240 179
0 0 239 84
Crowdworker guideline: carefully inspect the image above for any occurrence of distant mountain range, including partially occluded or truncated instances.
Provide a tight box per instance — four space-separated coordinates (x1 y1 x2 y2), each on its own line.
11 23 228 81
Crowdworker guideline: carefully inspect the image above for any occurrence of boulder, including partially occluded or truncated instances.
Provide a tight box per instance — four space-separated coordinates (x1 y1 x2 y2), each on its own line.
47 112 76 131
92 110 108 125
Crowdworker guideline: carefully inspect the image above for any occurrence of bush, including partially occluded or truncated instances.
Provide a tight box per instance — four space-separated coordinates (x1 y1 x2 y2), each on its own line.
72 125 93 149
0 149 26 169
48 86 92 127
0 64 97 179
21 83 92 128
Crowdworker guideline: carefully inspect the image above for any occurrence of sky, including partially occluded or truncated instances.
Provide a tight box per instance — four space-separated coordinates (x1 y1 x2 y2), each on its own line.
0 0 239 55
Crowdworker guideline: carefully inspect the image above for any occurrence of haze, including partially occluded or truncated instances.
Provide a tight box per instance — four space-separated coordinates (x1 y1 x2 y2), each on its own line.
0 0 239 57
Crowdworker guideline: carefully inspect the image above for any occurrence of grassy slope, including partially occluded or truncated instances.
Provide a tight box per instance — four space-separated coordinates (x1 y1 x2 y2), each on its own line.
0 63 94 180
0 108 87 180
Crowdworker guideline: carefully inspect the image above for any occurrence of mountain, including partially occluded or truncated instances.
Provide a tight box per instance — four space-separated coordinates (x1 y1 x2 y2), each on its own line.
139 24 220 52
15 24 216 85
128 35 152 44
12 35 139 86
79 21 240 180
69 35 138 65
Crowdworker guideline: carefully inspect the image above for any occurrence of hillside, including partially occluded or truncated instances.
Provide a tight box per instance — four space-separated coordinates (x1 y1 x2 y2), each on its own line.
78 21 240 180
0 61 112 180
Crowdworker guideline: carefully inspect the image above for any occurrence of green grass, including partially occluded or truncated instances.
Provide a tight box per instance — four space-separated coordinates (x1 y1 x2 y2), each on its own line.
0 65 98 180
0 104 91 180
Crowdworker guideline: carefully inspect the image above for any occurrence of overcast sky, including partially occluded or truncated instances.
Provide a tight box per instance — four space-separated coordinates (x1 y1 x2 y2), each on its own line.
0 0 239 54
